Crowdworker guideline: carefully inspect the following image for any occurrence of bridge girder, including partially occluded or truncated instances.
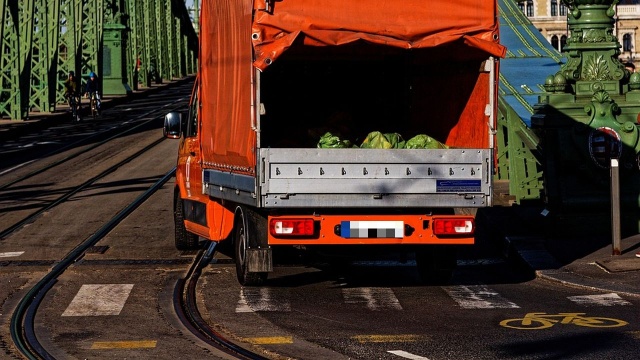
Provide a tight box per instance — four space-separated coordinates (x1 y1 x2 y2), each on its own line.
0 0 198 120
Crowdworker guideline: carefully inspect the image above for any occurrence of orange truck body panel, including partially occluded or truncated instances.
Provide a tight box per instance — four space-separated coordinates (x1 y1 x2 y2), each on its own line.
178 0 504 245
199 0 504 173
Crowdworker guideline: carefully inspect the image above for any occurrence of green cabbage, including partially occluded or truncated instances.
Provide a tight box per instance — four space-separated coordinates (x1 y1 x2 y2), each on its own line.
405 134 448 149
384 133 406 149
360 131 393 149
317 132 353 148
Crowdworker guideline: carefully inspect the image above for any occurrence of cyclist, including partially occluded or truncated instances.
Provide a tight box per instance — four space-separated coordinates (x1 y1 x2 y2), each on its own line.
63 71 81 121
63 71 79 106
84 71 101 112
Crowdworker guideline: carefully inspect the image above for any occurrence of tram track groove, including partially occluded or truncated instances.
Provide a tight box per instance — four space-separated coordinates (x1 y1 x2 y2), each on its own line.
0 83 193 240
0 136 166 240
9 168 176 360
4 77 276 359
0 95 189 191
8 168 273 359
174 243 270 360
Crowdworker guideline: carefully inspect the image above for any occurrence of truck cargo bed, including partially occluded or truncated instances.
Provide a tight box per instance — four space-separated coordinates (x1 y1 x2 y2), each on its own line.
203 148 491 208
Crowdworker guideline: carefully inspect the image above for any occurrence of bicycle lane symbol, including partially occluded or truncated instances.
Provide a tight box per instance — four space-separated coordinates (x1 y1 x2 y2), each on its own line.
500 312 629 330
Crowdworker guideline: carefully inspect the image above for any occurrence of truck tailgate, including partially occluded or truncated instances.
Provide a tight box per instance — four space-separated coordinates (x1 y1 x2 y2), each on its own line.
259 148 492 208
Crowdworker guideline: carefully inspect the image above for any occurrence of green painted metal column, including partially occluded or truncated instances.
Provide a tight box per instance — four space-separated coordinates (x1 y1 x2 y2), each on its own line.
156 0 168 83
125 0 143 90
1 0 24 119
82 0 103 79
59 0 84 104
102 0 129 95
29 0 60 113
143 0 158 86
495 96 543 203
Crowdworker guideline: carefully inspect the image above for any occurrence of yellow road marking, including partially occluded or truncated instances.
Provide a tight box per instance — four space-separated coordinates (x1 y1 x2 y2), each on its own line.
91 340 157 349
352 335 425 343
244 336 293 345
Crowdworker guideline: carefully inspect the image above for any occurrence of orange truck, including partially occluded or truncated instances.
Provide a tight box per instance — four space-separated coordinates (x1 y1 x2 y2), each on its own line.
164 0 506 285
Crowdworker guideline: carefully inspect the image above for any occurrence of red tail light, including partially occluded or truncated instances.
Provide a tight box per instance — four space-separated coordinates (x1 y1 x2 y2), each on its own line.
433 218 474 236
269 218 315 237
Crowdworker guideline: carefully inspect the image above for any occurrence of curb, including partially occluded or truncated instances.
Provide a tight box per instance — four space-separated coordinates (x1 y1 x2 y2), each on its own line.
504 235 640 298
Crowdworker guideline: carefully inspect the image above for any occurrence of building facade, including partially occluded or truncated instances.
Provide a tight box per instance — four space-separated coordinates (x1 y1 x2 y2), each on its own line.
520 0 640 67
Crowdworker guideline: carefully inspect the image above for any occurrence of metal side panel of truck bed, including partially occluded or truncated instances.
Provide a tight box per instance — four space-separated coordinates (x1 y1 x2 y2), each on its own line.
203 148 492 208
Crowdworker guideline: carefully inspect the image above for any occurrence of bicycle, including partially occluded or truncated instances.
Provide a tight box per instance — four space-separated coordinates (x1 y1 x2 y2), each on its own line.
87 91 100 120
66 93 81 122
499 312 628 330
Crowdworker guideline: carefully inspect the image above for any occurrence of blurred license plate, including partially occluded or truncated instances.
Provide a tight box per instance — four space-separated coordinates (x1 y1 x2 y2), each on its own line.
340 221 404 239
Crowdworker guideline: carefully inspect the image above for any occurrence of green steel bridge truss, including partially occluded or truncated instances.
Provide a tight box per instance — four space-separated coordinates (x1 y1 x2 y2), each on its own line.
0 0 197 120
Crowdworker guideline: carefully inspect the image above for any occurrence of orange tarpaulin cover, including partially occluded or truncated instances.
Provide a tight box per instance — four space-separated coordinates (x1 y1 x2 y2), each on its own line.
252 0 505 70
199 0 504 174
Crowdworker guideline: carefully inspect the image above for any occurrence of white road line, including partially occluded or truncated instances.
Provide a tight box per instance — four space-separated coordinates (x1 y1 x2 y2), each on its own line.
457 258 506 266
350 258 506 267
0 251 25 258
388 350 430 360
342 287 403 311
236 287 291 312
62 284 134 316
443 285 520 309
568 293 632 306
0 160 37 175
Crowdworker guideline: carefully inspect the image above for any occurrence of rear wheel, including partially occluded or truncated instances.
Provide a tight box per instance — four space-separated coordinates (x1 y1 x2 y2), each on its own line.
416 246 457 285
234 206 268 286
90 96 98 120
174 196 199 250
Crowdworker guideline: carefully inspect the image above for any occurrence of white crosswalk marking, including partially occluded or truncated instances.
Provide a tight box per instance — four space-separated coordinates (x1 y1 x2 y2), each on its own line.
388 350 431 359
568 293 632 306
62 284 134 316
443 285 520 309
236 287 291 312
0 251 24 258
342 287 403 311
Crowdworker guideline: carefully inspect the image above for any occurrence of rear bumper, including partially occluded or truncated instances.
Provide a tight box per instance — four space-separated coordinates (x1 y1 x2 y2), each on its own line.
267 214 475 245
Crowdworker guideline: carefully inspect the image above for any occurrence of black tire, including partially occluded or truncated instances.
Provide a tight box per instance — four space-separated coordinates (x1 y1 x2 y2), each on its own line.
73 104 81 122
234 206 268 286
416 246 457 285
174 196 199 250
90 98 98 120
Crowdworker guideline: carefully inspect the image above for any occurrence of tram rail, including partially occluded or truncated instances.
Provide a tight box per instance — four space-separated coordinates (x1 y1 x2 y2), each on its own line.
8 169 271 359
174 243 270 360
0 81 193 190
0 81 193 240
9 169 176 359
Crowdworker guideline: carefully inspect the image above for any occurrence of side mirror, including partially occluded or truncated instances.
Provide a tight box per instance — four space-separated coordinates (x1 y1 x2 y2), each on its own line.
164 112 182 139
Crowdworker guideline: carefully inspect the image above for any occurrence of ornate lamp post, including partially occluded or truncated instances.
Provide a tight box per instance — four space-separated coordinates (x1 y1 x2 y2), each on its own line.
533 0 640 235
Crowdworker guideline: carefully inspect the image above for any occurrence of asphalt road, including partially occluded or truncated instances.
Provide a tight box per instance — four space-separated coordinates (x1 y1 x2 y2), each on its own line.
1 81 639 359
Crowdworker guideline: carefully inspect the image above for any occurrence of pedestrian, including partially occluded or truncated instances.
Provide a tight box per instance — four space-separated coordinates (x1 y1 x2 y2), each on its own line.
84 72 101 110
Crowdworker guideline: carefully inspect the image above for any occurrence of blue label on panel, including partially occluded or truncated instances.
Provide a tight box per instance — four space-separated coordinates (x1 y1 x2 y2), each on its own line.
340 221 351 238
436 179 481 192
